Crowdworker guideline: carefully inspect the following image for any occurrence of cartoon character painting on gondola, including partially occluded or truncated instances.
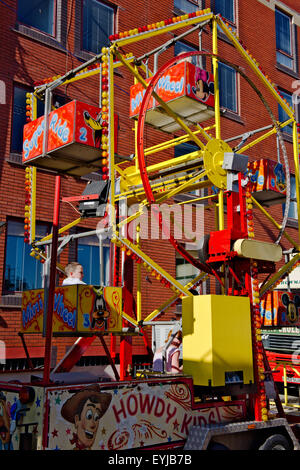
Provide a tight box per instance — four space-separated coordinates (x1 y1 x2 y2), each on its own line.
192 69 214 103
273 162 286 192
83 111 103 148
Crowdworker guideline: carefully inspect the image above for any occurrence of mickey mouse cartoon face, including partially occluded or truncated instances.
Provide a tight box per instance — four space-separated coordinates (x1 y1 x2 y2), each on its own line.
281 293 300 324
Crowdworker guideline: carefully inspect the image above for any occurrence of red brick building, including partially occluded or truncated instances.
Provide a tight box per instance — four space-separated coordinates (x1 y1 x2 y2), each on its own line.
0 0 299 371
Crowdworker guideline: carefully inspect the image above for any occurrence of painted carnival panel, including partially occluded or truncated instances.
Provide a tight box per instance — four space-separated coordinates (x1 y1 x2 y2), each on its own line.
21 285 122 334
0 388 44 450
48 381 245 450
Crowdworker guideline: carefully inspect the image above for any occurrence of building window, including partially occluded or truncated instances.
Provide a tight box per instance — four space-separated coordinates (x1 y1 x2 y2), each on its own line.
82 0 114 54
174 41 204 68
11 86 44 155
3 220 49 293
213 0 235 23
275 9 295 71
77 232 110 285
176 252 199 285
175 141 199 159
278 89 293 135
11 86 65 155
174 0 200 14
218 62 237 113
175 141 202 197
17 0 56 36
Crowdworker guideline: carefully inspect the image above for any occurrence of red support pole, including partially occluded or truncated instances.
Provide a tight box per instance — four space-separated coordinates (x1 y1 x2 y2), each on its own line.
43 175 61 385
120 336 132 380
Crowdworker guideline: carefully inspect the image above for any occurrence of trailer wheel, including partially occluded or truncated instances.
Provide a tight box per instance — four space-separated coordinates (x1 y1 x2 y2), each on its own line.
207 441 229 450
258 434 291 450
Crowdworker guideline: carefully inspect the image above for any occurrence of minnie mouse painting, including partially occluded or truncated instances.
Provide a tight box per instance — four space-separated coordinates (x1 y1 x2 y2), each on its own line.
192 69 214 103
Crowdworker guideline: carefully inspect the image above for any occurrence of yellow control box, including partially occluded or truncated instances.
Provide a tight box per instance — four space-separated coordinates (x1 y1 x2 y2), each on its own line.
182 295 254 387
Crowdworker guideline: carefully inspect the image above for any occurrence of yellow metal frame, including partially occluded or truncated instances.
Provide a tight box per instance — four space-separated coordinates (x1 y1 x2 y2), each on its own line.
28 10 300 332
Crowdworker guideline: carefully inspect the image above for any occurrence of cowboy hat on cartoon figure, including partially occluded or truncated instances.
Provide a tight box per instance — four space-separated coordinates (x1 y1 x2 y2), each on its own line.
61 385 112 450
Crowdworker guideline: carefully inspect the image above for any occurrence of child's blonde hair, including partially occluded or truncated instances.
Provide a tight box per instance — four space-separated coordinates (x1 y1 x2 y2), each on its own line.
65 262 82 277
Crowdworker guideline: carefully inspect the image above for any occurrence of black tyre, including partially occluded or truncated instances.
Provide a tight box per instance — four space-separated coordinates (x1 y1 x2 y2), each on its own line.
207 441 229 450
259 434 291 450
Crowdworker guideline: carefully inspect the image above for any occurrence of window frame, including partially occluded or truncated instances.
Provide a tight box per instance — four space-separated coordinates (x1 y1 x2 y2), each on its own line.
176 250 200 285
77 0 116 59
174 40 205 68
211 0 237 32
74 228 111 286
17 0 57 37
173 0 202 14
10 84 66 160
11 84 31 156
10 84 46 156
14 1 67 51
277 88 294 138
218 61 239 115
275 8 297 74
2 218 51 295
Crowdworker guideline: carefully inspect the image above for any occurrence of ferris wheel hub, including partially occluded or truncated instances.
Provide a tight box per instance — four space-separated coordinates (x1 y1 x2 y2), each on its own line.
203 138 232 189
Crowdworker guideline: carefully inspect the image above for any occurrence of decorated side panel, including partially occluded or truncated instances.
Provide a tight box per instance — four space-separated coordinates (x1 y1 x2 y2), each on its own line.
22 100 118 177
247 159 286 206
47 381 245 450
21 285 122 334
260 290 300 327
130 62 214 132
0 387 44 450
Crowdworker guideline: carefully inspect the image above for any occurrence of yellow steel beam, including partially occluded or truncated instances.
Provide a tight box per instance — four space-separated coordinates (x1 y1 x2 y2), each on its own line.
155 169 208 203
115 168 211 204
108 50 116 230
251 196 300 250
211 17 224 233
40 218 82 243
30 167 37 244
293 120 300 244
144 127 207 157
111 11 213 48
121 310 138 326
216 16 295 119
114 235 193 296
116 203 148 230
237 119 293 155
259 253 300 297
123 149 204 182
144 272 208 323
34 55 136 92
212 18 221 140
113 48 205 150
29 93 38 245
177 193 217 205
136 220 142 322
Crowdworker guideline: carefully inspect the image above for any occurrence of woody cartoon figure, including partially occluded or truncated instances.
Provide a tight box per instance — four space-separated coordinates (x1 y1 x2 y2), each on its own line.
61 385 112 450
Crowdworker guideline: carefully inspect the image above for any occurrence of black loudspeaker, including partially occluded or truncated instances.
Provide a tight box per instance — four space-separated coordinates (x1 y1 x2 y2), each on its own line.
78 180 110 218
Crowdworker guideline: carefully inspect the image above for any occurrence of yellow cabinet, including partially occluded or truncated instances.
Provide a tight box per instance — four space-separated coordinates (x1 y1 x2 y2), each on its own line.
182 295 254 387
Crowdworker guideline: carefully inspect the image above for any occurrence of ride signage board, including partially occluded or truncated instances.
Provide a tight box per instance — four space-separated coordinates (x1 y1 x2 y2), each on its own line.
21 285 123 334
260 290 300 327
22 101 118 177
130 62 214 131
23 101 100 160
247 159 286 206
47 380 245 450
